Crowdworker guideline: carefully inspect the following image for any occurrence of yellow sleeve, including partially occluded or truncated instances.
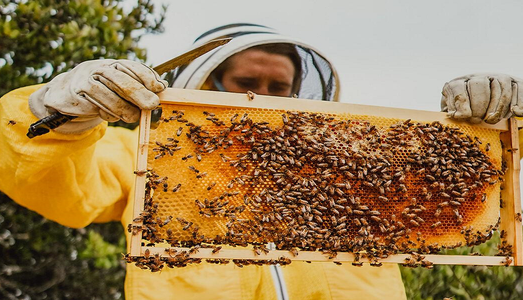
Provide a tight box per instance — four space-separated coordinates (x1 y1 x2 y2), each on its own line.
0 85 137 228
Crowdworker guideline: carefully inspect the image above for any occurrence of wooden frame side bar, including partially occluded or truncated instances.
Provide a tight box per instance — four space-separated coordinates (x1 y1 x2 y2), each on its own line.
500 117 523 265
130 110 152 256
143 247 514 266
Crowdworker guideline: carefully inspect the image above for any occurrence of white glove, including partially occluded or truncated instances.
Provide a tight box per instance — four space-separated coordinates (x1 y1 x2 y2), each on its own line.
441 73 523 124
29 59 167 134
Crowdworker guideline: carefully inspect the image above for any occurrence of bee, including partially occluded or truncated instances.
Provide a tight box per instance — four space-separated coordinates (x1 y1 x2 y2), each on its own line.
259 245 270 254
253 246 262 256
363 181 374 188
431 221 441 228
370 216 381 223
195 199 205 209
516 213 522 222
247 91 256 101
207 182 217 191
370 261 383 267
189 246 201 254
177 127 183 136
130 225 144 235
188 166 199 173
409 219 420 227
196 172 207 179
353 209 365 216
378 186 385 195
212 246 222 254
282 114 289 124
182 222 193 230
162 216 173 226
502 256 513 266
421 260 434 269
134 170 147 176
172 183 181 193
7 120 16 125
182 154 193 161
239 113 249 123
426 175 436 182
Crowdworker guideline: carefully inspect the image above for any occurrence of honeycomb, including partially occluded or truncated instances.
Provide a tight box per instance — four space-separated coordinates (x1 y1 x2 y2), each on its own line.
137 103 503 259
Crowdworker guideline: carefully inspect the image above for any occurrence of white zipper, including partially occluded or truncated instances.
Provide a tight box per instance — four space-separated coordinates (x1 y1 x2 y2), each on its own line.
268 243 289 300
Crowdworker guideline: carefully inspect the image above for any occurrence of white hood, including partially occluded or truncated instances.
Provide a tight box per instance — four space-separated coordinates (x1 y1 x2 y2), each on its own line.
170 23 340 102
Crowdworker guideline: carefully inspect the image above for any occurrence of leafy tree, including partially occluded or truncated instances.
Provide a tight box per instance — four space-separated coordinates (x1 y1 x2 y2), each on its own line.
0 0 165 299
0 201 127 299
0 0 166 97
400 232 523 300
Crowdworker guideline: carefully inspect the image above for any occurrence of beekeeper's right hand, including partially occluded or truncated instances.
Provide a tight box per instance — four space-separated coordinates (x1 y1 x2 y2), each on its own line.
441 73 523 124
29 59 167 134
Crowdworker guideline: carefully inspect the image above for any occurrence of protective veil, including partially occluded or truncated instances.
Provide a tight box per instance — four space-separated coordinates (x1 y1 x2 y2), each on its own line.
169 23 340 102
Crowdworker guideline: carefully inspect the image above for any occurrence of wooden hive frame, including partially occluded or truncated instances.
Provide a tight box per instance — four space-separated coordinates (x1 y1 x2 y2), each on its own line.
130 88 523 267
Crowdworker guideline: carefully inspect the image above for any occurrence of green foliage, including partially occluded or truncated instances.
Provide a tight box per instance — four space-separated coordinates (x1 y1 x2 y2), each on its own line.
0 0 165 298
0 192 126 300
79 229 126 269
0 0 166 97
400 233 523 300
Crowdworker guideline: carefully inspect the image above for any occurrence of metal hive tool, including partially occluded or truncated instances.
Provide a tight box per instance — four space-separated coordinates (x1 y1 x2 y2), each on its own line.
127 88 522 271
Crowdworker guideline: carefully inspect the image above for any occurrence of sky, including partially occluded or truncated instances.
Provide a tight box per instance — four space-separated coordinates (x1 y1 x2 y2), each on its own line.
139 0 523 112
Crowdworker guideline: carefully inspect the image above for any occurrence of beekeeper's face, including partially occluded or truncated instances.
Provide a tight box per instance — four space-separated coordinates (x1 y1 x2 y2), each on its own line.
219 48 296 97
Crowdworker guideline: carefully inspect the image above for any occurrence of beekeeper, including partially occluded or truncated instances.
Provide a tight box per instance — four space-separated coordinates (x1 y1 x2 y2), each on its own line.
0 23 521 300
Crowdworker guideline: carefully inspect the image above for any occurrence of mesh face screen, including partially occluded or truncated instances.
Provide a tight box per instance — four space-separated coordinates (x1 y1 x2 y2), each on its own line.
296 46 337 101
139 103 503 258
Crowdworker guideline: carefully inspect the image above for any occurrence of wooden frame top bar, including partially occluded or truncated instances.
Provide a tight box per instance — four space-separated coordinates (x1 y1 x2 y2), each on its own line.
158 88 510 131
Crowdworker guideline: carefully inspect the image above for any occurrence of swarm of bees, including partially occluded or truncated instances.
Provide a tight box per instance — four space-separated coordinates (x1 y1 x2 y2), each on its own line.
125 108 510 271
